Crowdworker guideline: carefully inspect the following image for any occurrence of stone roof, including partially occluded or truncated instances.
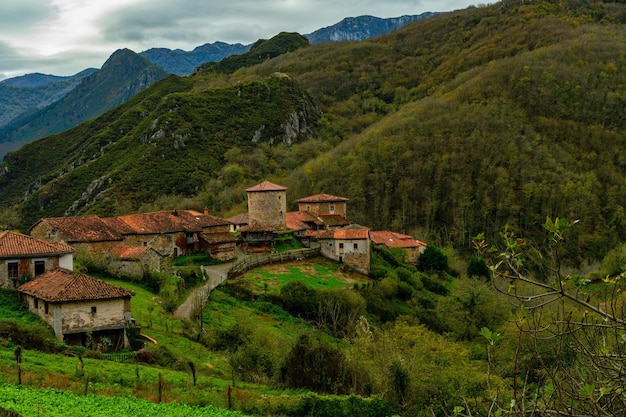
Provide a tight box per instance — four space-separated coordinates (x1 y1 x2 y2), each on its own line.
0 231 75 258
318 214 349 227
245 180 287 192
18 268 133 302
370 231 427 249
296 193 349 203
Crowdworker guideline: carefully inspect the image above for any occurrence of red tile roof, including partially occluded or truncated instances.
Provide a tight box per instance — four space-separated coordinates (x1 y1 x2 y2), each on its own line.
227 213 249 225
200 232 238 244
246 180 287 192
0 231 75 258
286 211 323 231
296 193 349 203
317 228 369 240
18 268 133 302
109 246 155 260
370 231 427 249
113 210 230 234
34 216 124 242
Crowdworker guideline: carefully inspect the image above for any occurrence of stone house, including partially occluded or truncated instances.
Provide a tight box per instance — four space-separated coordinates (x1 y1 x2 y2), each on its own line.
317 227 370 274
0 231 75 288
18 268 134 351
30 215 124 254
108 246 161 279
30 210 236 261
296 193 349 219
369 231 427 264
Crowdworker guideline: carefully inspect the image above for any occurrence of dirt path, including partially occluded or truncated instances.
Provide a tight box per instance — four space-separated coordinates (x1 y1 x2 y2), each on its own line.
173 261 233 319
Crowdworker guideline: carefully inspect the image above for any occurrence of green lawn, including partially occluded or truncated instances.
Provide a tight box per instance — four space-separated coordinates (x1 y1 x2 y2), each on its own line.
242 258 370 293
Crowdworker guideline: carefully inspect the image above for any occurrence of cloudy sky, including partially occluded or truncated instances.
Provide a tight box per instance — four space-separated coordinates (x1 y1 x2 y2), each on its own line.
0 0 479 80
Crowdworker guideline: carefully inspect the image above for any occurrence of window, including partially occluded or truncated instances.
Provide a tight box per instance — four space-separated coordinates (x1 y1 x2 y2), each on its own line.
339 243 344 249
142 242 148 247
34 261 45 276
279 211 284 221
91 306 97 314
353 243 358 250
44 302 49 315
306 205 311 211
34 299 39 309
329 204 335 214
7 262 18 280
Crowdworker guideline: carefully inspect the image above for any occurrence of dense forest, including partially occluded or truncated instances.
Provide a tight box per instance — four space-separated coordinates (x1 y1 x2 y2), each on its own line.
1 1 626 264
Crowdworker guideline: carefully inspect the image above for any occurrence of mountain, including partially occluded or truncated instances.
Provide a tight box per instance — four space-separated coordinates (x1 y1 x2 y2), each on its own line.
1 73 69 88
139 42 250 75
140 14 435 75
0 49 168 156
196 32 310 74
304 13 434 44
0 70 97 128
2 1 626 265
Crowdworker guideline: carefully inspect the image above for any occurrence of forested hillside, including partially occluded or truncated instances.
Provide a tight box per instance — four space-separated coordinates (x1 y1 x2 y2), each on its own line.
1 1 626 265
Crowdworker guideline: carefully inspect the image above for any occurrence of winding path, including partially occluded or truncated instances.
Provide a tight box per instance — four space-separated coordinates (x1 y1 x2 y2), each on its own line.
172 261 233 319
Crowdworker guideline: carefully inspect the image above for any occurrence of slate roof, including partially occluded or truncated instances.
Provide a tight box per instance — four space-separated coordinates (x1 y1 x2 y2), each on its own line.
296 193 349 203
0 231 75 258
33 216 124 242
18 268 134 302
246 180 287 192
370 231 427 249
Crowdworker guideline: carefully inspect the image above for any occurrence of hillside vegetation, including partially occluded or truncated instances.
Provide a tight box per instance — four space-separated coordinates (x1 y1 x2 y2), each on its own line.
0 1 625 265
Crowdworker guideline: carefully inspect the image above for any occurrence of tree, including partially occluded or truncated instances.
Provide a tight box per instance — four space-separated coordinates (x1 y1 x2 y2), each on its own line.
472 218 626 416
418 245 448 274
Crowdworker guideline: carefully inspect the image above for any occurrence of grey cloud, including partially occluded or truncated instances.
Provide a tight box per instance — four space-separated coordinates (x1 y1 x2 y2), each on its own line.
0 1 52 33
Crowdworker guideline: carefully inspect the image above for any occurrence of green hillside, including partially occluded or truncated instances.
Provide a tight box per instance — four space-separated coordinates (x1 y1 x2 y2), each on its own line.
1 1 626 265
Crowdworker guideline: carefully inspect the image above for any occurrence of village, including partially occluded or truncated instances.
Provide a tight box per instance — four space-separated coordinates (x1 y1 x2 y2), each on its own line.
0 180 427 352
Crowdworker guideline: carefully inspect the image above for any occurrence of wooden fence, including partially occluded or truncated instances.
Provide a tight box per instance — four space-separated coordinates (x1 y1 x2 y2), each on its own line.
227 247 321 279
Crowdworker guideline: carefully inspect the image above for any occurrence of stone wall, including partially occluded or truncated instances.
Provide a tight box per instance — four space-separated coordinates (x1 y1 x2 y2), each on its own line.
248 190 287 229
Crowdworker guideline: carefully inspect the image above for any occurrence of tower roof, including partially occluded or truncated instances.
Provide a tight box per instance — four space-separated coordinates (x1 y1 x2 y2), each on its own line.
246 180 287 192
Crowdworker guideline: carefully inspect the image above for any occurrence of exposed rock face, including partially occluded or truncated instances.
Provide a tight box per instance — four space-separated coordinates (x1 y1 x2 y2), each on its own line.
305 13 434 44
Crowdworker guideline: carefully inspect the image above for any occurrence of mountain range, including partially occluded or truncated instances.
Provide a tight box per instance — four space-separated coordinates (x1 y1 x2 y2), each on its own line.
0 13 431 152
1 1 626 266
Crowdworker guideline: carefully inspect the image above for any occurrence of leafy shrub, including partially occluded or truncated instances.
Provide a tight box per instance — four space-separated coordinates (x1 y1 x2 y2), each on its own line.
280 280 318 320
281 333 352 394
418 245 448 274
421 274 449 295
467 256 491 280
0 320 60 353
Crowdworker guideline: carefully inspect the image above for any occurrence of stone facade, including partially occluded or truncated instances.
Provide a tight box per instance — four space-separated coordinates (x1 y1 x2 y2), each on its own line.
18 269 133 351
297 194 349 218
0 231 75 288
318 228 370 275
246 181 287 230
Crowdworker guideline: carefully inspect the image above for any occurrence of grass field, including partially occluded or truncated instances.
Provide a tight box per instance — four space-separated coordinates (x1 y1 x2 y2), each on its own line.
242 257 370 293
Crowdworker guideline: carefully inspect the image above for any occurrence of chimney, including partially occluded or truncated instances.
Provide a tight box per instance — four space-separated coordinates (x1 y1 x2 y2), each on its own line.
204 207 209 215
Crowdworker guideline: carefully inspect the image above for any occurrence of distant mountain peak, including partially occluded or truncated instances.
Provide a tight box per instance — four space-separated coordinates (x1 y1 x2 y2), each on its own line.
305 12 435 44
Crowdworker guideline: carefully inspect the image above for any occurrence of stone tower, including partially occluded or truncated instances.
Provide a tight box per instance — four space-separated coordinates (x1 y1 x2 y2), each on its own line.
246 180 288 230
